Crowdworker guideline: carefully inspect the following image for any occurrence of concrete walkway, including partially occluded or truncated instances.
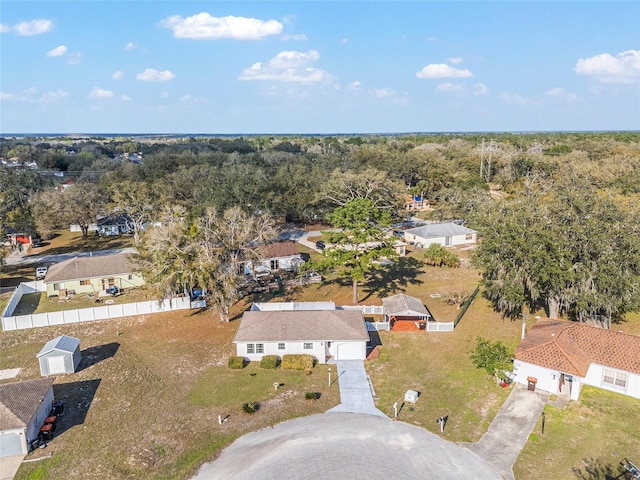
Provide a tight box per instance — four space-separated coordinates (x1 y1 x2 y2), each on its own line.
327 360 386 417
0 455 24 480
464 384 547 480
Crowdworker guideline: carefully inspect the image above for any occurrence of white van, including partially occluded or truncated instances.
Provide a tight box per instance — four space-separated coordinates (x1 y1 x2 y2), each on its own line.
36 267 48 279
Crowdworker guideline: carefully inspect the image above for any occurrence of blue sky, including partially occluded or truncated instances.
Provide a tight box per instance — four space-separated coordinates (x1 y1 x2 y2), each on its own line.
1 1 639 134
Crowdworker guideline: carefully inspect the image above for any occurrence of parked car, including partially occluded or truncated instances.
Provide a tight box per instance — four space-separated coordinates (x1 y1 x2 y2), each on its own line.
315 240 326 251
35 267 48 279
106 286 119 295
392 230 405 238
31 237 42 247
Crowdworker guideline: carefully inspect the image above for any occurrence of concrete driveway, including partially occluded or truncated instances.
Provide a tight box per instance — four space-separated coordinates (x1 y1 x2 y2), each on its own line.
328 360 385 417
0 455 24 480
464 383 547 480
190 412 501 480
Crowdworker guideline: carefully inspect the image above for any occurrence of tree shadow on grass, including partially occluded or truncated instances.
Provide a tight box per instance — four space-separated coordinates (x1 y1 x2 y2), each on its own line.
571 457 625 480
361 257 425 302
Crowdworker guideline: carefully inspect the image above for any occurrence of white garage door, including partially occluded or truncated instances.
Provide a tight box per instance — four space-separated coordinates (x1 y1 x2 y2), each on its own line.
47 355 66 374
0 432 24 457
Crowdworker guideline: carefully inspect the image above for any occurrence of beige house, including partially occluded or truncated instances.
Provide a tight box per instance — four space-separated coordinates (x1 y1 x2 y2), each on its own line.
44 254 144 297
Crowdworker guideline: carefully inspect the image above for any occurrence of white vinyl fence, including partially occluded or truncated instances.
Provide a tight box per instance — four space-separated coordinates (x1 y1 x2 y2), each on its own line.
2 289 190 332
426 321 454 332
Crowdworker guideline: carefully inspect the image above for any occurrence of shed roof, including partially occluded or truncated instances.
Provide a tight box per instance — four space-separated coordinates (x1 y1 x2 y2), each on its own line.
515 319 640 376
45 254 135 283
234 310 368 343
0 378 55 430
37 335 80 357
404 222 476 239
382 294 429 316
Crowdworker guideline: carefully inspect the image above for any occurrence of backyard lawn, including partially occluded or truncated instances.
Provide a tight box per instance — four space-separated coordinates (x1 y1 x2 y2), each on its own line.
1 241 639 479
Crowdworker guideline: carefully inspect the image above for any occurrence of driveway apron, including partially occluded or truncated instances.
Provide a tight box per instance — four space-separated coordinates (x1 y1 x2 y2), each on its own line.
327 360 386 417
464 383 547 480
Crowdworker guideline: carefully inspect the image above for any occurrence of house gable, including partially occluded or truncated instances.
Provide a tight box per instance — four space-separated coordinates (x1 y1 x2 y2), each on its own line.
0 378 55 430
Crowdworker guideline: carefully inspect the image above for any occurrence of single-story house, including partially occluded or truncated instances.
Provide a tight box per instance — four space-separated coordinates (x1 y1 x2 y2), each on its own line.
96 213 133 237
403 222 477 248
233 309 369 364
382 294 432 331
44 253 145 297
404 194 432 212
0 378 55 457
244 241 304 276
37 335 81 376
513 318 640 401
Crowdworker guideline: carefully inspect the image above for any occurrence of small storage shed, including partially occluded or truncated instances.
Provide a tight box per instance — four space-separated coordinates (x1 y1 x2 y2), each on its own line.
383 294 432 331
37 335 81 376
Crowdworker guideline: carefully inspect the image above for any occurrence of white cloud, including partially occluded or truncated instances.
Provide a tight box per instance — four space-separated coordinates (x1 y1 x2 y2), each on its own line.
136 68 176 82
40 89 69 102
125 42 136 50
22 87 38 95
46 45 67 57
159 91 170 98
67 52 82 65
448 57 463 64
112 70 125 80
0 92 15 100
436 82 464 93
348 81 362 90
545 87 580 102
416 63 473 79
0 24 11 33
159 13 282 40
575 49 640 84
179 94 207 103
341 38 349 44
90 87 114 98
239 50 333 83
13 19 53 36
281 33 308 41
500 92 530 105
473 83 489 95
369 87 409 104
120 94 131 101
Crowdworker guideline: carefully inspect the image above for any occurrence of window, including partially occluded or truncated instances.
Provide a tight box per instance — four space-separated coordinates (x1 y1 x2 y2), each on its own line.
278 343 285 350
53 283 64 290
303 342 313 350
256 343 264 354
465 233 473 240
247 344 255 354
270 259 279 271
128 275 133 280
603 368 627 389
80 280 91 286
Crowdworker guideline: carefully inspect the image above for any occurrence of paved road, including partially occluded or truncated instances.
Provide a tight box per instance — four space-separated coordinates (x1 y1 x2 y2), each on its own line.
4 247 137 267
464 383 547 480
190 412 501 480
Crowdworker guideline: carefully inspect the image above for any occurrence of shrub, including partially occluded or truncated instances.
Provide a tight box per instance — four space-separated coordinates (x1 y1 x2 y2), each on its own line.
260 355 280 369
281 354 314 371
242 401 259 414
228 356 246 369
423 243 460 268
305 392 320 401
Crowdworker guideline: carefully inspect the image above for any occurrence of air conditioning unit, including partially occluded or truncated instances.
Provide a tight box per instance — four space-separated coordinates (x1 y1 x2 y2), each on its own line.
404 389 419 403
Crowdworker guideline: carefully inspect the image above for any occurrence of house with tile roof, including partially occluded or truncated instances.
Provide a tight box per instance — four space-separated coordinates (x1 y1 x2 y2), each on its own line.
44 253 144 297
513 318 640 401
403 222 476 248
244 241 304 277
233 309 369 363
0 378 55 457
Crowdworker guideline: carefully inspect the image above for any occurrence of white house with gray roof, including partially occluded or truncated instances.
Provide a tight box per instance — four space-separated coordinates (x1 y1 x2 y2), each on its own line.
0 378 55 457
233 309 369 364
403 222 477 248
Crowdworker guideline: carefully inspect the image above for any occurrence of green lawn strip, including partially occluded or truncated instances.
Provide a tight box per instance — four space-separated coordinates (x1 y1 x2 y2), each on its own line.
12 290 156 316
514 386 640 480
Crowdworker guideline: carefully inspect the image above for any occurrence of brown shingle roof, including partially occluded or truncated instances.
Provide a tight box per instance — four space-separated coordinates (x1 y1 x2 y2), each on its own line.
258 241 300 259
0 378 55 430
234 310 369 343
45 254 135 283
515 319 640 376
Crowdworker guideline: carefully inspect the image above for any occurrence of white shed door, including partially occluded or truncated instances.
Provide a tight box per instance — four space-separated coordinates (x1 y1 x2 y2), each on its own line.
47 355 66 374
0 432 24 457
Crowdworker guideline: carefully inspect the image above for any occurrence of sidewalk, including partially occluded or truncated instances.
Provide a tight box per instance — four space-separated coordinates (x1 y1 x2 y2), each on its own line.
464 383 547 480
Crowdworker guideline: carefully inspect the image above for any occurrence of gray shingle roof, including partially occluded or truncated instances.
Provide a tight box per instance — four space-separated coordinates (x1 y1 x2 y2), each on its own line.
382 294 429 316
404 222 476 239
45 254 135 283
37 335 80 357
0 378 55 430
234 310 369 343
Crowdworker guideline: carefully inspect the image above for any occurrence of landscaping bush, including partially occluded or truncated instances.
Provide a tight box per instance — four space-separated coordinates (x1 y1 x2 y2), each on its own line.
281 354 314 371
242 401 259 414
260 355 280 369
228 356 246 369
423 243 460 267
305 392 320 401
